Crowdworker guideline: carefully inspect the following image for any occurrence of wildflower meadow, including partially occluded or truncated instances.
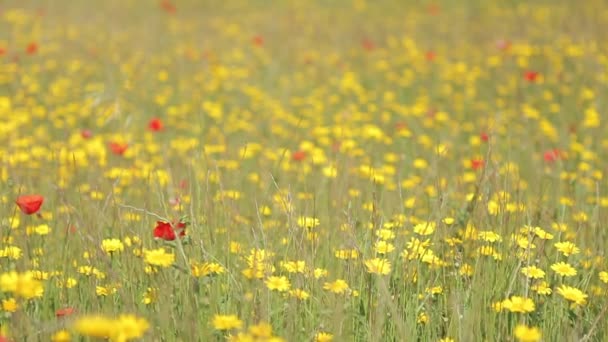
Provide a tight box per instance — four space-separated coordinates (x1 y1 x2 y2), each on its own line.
1 0 608 341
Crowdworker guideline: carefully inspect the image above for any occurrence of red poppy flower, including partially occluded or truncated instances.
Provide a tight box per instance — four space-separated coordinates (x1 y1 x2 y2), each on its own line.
26 42 38 55
361 38 376 51
56 307 75 318
425 51 436 61
81 129 92 139
471 158 484 170
496 39 511 51
153 221 186 241
109 142 128 155
0 47 6 56
252 35 264 47
15 194 44 215
544 149 562 163
292 150 307 161
524 70 539 82
160 0 176 13
148 117 164 131
179 179 188 190
480 132 489 142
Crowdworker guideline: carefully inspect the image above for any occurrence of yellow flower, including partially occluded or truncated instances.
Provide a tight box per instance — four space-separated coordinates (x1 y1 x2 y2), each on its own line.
280 260 306 274
288 289 310 300
501 296 535 313
417 312 429 324
514 324 542 342
313 268 328 279
212 314 243 331
531 281 552 295
315 332 333 342
323 279 350 294
191 262 226 277
521 266 545 279
554 241 580 256
557 285 588 306
413 221 436 235
459 264 474 277
144 248 175 267
2 298 18 312
364 258 392 275
0 246 22 260
101 239 124 254
0 272 44 298
114 314 149 341
297 216 320 228
74 315 115 339
551 262 577 277
265 276 291 292
478 231 502 242
374 241 395 254
248 322 273 338
51 330 71 342
142 287 158 305
600 271 608 284
532 227 553 240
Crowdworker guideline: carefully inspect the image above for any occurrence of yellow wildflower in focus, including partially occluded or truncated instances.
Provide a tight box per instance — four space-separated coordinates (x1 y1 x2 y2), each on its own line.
265 276 291 292
557 285 588 306
551 262 577 277
144 248 175 267
212 314 243 331
364 258 392 275
101 239 124 254
501 296 535 313
514 325 541 342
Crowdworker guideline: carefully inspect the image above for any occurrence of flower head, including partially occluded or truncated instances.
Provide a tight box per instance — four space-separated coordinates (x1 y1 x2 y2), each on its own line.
153 221 186 241
514 324 542 342
144 248 175 267
212 314 243 331
557 285 587 306
15 195 44 215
